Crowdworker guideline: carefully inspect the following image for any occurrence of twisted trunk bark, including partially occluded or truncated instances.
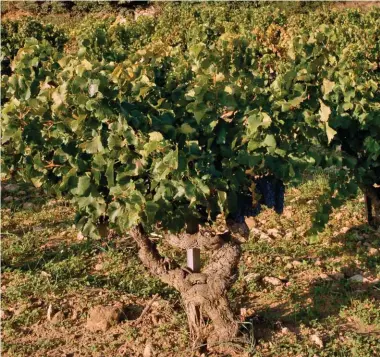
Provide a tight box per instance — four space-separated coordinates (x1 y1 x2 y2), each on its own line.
129 224 245 351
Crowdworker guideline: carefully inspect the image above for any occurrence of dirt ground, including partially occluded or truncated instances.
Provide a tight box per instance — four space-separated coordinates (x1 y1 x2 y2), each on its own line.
2 174 379 356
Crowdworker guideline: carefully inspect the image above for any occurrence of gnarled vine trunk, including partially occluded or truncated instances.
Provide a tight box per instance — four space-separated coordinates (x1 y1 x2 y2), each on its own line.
130 224 246 351
363 185 380 228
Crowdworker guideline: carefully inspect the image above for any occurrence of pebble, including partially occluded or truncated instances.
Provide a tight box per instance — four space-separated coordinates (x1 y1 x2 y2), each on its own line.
244 273 261 283
250 228 261 237
3 184 19 193
284 232 294 240
368 247 379 256
267 228 281 238
340 227 350 234
143 343 155 357
348 274 365 283
85 305 124 332
310 334 324 348
281 327 289 334
22 202 36 210
292 260 302 267
263 276 282 286
94 263 103 271
259 233 273 242
285 263 293 270
3 196 13 203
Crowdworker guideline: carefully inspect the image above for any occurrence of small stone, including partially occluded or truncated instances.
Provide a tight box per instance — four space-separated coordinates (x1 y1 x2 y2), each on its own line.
349 274 364 283
284 232 294 240
22 202 36 210
315 259 322 266
51 311 65 324
143 343 155 357
368 247 379 256
340 227 350 234
281 327 289 334
292 260 302 267
94 263 103 271
85 305 123 332
259 233 273 242
244 273 261 283
3 184 19 193
267 228 281 238
263 276 282 286
250 228 261 237
40 271 51 278
285 263 293 270
310 334 323 348
306 200 314 205
77 232 85 241
3 196 13 203
17 190 26 196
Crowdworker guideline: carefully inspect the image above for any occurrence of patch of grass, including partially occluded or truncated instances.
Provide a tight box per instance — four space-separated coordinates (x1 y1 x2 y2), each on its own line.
340 298 380 326
3 270 54 303
89 248 177 298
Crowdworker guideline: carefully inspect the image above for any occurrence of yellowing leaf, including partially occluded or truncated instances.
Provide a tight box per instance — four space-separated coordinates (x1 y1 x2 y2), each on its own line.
81 59 93 70
31 176 44 188
325 123 337 144
319 100 331 123
149 132 164 142
179 123 196 135
224 86 234 94
262 113 272 127
322 79 335 95
215 73 225 82
80 135 104 154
